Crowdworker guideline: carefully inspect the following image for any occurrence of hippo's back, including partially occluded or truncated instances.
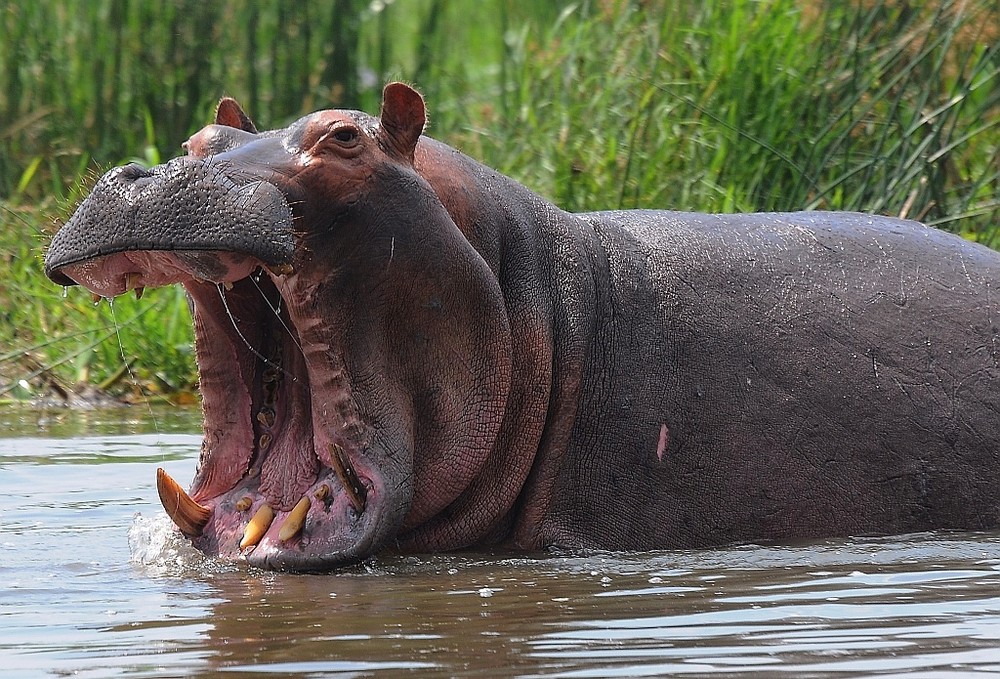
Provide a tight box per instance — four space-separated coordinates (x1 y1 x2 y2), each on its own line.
541 209 1000 551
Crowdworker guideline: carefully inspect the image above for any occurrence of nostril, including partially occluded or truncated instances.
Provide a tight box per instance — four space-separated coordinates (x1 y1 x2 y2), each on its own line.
116 163 152 182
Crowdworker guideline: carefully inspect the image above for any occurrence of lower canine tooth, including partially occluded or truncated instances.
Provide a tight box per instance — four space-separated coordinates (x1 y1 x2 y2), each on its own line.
278 496 311 542
329 443 368 514
156 468 211 537
240 504 275 549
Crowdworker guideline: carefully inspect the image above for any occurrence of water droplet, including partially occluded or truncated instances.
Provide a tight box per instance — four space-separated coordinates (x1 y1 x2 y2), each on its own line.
62 286 68 298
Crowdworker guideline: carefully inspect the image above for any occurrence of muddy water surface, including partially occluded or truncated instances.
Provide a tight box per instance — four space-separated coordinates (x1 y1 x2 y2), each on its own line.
2 407 1000 677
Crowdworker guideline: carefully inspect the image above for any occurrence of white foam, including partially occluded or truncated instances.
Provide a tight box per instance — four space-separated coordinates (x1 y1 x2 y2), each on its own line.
127 512 213 575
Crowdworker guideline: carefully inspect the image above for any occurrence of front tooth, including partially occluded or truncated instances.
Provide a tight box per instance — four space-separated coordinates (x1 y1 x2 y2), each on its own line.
278 496 311 542
156 468 211 537
240 504 275 549
134 286 145 300
267 263 294 276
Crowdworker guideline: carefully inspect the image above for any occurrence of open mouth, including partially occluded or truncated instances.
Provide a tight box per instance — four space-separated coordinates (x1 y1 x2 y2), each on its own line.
54 250 389 572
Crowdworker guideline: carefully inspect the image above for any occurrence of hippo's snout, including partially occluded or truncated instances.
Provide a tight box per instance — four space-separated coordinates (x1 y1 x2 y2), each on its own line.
44 156 296 288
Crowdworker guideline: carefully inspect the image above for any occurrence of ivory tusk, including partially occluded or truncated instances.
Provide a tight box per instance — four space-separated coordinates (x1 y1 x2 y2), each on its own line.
156 467 211 537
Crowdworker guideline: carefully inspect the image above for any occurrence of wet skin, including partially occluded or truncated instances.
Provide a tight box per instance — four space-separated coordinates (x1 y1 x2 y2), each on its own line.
45 83 1000 571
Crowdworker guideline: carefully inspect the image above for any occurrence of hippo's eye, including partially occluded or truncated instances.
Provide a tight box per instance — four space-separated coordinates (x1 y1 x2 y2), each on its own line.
332 127 359 145
305 121 361 154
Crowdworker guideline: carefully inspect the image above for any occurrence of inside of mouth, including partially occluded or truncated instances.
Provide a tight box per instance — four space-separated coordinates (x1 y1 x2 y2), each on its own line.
184 271 325 513
170 268 376 565
49 251 383 566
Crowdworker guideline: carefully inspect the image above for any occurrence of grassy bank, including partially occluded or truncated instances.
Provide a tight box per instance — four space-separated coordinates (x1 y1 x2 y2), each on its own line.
1 0 997 401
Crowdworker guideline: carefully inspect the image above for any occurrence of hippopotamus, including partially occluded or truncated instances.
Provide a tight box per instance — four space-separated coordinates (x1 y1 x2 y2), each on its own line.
45 83 1000 571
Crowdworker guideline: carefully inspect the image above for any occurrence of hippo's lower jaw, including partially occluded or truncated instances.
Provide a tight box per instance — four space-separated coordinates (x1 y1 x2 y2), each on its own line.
56 251 401 572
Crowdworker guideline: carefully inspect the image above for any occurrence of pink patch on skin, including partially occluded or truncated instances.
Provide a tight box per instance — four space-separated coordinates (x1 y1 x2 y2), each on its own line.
656 423 669 462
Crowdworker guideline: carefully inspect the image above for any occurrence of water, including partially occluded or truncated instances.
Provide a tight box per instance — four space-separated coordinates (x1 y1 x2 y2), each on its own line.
3 407 1000 677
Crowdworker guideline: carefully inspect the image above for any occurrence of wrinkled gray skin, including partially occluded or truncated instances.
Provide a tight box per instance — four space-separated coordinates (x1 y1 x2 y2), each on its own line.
45 84 1000 571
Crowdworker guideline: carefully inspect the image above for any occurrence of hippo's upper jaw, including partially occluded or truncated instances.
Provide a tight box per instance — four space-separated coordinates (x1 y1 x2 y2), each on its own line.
45 158 296 291
44 84 517 572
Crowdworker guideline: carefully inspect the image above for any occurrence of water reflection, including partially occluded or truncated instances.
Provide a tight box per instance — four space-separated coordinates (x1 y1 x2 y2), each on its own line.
3 408 1000 677
116 522 1000 677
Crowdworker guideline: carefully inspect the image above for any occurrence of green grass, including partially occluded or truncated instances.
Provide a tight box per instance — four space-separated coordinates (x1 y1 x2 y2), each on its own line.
452 1 999 228
1 0 997 400
1 203 197 402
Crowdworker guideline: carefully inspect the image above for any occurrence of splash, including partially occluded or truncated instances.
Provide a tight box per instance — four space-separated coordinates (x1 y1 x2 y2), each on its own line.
128 512 216 575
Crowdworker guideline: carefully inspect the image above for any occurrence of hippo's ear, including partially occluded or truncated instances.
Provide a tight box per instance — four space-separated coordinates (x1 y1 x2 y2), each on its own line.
378 82 426 164
215 97 258 134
